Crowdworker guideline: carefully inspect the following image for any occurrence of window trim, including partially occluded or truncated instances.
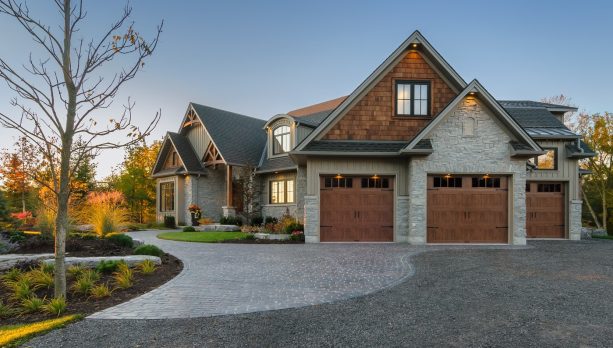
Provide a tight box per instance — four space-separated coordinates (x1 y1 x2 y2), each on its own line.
269 179 295 204
159 181 175 212
533 148 558 171
394 80 431 117
272 125 291 155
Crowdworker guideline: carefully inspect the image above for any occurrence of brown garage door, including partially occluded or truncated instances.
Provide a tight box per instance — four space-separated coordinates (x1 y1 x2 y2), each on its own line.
427 175 508 243
526 182 565 238
320 175 394 242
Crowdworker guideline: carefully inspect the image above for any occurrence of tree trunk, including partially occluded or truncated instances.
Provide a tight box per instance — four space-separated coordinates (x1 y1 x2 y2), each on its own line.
53 0 76 298
603 183 608 231
582 186 602 229
21 190 25 214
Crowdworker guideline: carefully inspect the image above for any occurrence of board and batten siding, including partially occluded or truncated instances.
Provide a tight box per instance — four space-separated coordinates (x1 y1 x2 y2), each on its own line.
184 123 210 161
306 157 409 196
527 140 580 200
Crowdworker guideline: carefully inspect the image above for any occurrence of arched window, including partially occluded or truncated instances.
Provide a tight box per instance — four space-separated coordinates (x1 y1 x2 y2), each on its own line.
273 125 291 154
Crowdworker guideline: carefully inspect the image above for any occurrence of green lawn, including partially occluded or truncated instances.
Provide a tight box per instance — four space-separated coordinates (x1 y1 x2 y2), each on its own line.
157 231 248 243
592 234 613 240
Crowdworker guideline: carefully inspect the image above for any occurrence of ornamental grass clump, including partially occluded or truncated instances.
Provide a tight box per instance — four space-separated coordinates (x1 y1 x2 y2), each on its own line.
113 262 134 289
2 267 22 283
28 265 54 290
67 264 85 278
137 259 157 275
89 283 112 299
0 299 17 318
86 191 128 237
43 297 67 316
9 277 34 301
21 296 45 313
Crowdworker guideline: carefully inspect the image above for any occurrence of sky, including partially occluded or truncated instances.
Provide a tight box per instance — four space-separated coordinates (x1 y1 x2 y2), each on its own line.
0 0 611 179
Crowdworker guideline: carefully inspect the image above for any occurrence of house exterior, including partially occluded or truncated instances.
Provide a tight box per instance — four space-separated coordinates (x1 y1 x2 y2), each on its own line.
152 31 594 245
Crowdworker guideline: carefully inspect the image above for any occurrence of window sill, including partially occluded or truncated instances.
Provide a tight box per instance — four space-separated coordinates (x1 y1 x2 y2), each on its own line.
393 115 432 120
264 203 297 207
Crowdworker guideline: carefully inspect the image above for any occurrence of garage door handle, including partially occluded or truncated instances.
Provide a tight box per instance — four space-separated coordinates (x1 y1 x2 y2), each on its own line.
320 225 332 228
496 226 508 229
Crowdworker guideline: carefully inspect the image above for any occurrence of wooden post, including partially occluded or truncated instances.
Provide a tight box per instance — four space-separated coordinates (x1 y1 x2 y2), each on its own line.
226 165 233 207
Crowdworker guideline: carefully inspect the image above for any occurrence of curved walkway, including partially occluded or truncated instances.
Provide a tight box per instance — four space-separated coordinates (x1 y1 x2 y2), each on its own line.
89 230 417 319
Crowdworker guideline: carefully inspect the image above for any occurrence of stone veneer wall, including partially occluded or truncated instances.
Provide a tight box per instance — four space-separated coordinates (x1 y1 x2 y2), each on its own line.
395 196 410 242
408 96 528 245
260 171 299 220
182 167 226 224
569 200 582 240
304 195 319 243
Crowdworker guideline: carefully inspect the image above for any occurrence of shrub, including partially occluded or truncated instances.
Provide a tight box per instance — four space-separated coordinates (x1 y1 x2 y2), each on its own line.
87 191 128 237
10 278 34 301
90 283 112 299
71 276 94 295
219 215 243 226
134 244 164 257
28 267 54 290
8 230 26 243
21 296 45 313
182 226 196 232
264 216 278 224
2 267 22 283
250 216 263 226
284 222 304 234
67 264 85 278
0 299 17 318
290 230 305 241
43 297 67 316
106 233 134 248
96 260 122 273
113 263 134 289
163 215 176 228
243 233 256 240
137 259 157 275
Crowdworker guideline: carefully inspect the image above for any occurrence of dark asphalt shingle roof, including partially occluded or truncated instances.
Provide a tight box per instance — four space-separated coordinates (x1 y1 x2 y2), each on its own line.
257 153 297 173
413 139 432 150
510 141 534 151
499 100 576 110
295 110 333 127
168 132 204 173
191 103 267 166
504 107 568 129
566 140 596 158
302 141 409 152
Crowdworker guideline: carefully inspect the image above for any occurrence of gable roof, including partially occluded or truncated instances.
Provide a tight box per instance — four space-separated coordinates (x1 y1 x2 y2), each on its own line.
295 30 467 152
288 96 347 117
152 132 206 177
498 100 577 112
402 80 543 155
189 103 267 166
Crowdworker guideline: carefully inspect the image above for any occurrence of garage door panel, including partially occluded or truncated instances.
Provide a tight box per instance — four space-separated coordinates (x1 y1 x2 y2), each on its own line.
320 176 394 242
526 181 565 238
428 175 508 244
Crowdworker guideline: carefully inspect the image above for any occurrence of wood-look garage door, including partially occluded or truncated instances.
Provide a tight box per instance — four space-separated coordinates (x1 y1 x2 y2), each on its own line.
526 182 565 238
320 176 394 242
427 175 508 243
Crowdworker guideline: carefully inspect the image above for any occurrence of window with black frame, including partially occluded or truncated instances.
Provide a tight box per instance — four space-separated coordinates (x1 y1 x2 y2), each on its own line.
396 80 430 116
159 182 175 212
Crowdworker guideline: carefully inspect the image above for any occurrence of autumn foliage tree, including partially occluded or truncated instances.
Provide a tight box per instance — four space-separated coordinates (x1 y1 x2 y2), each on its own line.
0 137 37 213
0 0 162 297
109 140 161 223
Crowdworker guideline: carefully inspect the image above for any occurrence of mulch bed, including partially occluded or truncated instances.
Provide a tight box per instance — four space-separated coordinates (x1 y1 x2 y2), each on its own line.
1 236 183 326
222 239 304 244
13 236 133 257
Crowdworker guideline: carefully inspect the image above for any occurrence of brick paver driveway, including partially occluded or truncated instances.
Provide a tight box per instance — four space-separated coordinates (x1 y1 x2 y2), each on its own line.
89 230 418 319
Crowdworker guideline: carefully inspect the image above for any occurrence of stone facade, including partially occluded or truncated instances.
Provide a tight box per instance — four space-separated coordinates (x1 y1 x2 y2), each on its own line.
395 196 410 242
407 96 528 245
304 195 319 243
569 200 583 240
183 167 226 223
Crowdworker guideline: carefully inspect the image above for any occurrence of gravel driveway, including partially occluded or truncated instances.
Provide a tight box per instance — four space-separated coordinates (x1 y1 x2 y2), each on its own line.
28 240 613 347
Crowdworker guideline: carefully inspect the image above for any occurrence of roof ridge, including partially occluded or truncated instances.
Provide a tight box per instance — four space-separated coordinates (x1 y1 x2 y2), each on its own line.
189 102 266 124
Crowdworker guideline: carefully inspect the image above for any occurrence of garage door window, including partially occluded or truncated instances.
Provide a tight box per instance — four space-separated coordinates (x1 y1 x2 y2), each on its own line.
472 177 501 188
537 183 561 192
324 176 353 188
361 177 389 189
433 176 462 188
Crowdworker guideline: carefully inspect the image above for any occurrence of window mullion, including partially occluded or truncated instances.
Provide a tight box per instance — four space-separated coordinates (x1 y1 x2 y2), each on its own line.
410 83 415 116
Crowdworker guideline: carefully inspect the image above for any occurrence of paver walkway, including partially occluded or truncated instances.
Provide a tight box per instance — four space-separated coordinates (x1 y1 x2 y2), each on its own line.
89 230 417 319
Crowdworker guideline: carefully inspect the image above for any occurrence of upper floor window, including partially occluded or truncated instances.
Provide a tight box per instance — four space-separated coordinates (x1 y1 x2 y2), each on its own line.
530 148 557 170
273 125 291 155
396 80 430 116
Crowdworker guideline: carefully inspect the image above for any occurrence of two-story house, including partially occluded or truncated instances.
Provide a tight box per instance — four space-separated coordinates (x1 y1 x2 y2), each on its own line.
151 31 594 244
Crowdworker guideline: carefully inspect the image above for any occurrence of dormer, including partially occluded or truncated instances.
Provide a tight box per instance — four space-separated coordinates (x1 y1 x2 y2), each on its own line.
264 114 296 158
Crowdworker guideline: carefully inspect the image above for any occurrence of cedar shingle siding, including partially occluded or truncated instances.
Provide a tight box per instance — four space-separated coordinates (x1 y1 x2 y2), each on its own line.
323 51 457 141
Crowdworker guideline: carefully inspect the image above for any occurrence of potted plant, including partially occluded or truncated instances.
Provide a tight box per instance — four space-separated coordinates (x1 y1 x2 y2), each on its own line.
188 204 202 226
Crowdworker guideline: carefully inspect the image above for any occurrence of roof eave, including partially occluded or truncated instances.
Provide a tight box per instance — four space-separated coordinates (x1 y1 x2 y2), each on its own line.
529 134 580 140
255 166 298 174
511 149 546 158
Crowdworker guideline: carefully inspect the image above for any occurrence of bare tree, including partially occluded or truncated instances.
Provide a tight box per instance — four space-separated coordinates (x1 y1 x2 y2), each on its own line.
540 94 577 130
0 0 162 297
